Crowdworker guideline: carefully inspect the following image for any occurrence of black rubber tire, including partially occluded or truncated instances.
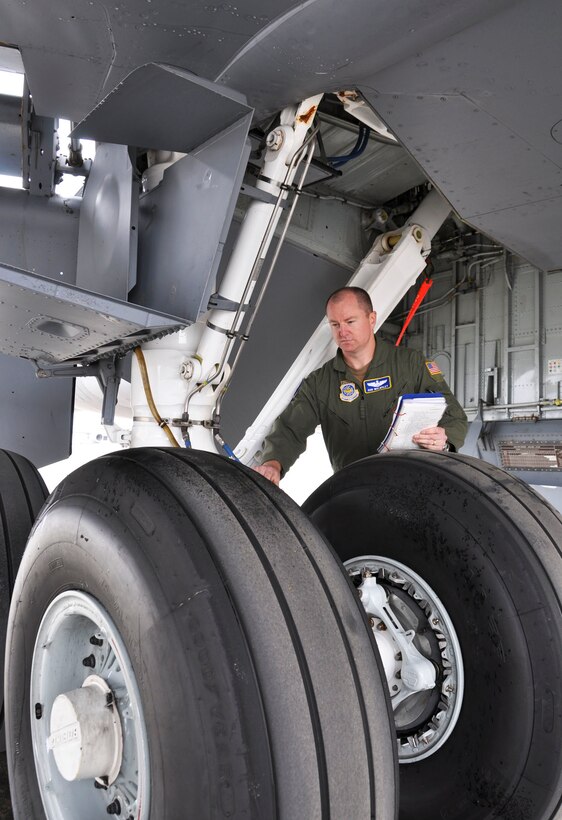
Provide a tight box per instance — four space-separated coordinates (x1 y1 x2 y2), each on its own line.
0 450 48 735
303 450 562 820
6 447 397 820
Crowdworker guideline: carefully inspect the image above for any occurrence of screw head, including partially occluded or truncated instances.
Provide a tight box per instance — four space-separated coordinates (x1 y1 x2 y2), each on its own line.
106 798 121 815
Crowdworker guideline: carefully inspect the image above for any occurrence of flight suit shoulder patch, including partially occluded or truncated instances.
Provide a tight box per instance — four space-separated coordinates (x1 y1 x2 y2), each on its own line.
425 361 443 378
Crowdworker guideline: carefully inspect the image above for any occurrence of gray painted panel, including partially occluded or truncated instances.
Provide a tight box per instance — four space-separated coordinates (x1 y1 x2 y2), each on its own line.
511 349 537 405
73 63 252 153
360 91 562 219
363 0 562 167
466 200 562 272
0 263 186 364
0 352 73 467
76 143 138 300
464 419 562 488
0 189 80 283
0 94 22 177
221 228 351 445
132 115 252 322
4 0 291 120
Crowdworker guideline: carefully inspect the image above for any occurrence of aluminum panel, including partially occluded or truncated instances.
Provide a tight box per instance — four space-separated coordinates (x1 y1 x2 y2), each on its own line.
0 189 80 282
2 0 289 121
221 227 351 446
0 352 73 467
0 94 22 177
0 263 186 364
73 63 252 154
132 114 252 322
76 143 138 300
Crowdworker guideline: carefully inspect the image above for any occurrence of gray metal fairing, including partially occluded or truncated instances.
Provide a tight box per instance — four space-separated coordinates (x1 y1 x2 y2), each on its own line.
4 0 562 270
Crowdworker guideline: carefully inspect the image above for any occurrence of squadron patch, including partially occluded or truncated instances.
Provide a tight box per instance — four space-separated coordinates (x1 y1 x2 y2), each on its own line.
425 361 443 377
339 381 360 402
364 376 392 393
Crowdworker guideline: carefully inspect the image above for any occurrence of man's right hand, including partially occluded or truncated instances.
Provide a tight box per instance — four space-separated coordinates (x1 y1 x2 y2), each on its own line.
253 460 282 486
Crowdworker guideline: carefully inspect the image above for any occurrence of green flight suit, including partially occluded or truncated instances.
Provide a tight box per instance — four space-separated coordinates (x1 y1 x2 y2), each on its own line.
260 336 468 474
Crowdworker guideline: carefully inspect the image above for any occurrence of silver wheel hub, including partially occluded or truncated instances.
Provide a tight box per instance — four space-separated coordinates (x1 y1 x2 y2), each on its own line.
48 675 123 783
31 591 150 819
346 556 464 763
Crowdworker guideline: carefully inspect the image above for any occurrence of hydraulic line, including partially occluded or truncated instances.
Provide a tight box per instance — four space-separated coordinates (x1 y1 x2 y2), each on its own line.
133 348 180 448
211 132 318 425
327 125 371 167
214 431 240 461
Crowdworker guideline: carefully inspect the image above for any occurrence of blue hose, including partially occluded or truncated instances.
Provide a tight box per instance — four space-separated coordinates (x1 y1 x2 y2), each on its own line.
327 125 371 168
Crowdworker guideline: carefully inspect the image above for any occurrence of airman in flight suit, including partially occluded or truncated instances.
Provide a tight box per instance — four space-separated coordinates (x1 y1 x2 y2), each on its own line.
255 287 467 485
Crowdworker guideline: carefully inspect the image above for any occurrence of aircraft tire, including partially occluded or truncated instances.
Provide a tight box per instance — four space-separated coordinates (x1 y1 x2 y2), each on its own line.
303 450 562 820
5 447 397 819
0 449 48 743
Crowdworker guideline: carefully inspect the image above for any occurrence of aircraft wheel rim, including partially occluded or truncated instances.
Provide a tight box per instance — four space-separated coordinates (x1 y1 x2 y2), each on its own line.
345 554 464 763
30 590 150 820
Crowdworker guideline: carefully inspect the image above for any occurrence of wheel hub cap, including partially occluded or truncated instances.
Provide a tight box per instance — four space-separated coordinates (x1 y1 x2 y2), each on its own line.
48 675 123 783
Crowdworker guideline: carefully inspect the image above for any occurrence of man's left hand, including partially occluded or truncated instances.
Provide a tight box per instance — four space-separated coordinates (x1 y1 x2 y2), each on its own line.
412 426 448 451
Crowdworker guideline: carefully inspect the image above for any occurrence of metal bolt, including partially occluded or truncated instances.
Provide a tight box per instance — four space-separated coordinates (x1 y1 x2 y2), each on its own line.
395 670 402 679
357 588 363 598
35 703 43 720
94 776 109 790
432 618 440 626
180 360 194 380
395 652 402 662
90 635 104 646
106 692 114 708
266 129 284 151
369 617 375 628
106 799 121 815
376 622 387 631
82 654 96 668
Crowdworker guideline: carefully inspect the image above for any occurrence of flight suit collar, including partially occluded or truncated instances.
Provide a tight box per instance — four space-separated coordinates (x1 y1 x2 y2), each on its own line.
333 335 391 376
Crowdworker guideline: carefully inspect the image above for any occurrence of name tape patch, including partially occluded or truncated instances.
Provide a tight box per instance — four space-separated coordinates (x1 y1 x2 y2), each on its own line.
364 376 392 393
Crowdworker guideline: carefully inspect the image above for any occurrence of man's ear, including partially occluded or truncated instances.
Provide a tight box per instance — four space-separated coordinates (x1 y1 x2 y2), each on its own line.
370 310 377 331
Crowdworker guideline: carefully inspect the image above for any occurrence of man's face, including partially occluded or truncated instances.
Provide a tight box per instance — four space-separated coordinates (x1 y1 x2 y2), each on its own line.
326 293 376 358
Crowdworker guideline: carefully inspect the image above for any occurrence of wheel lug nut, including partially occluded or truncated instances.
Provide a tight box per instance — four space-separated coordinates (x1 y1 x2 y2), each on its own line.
82 654 96 668
106 798 121 814
90 635 104 646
